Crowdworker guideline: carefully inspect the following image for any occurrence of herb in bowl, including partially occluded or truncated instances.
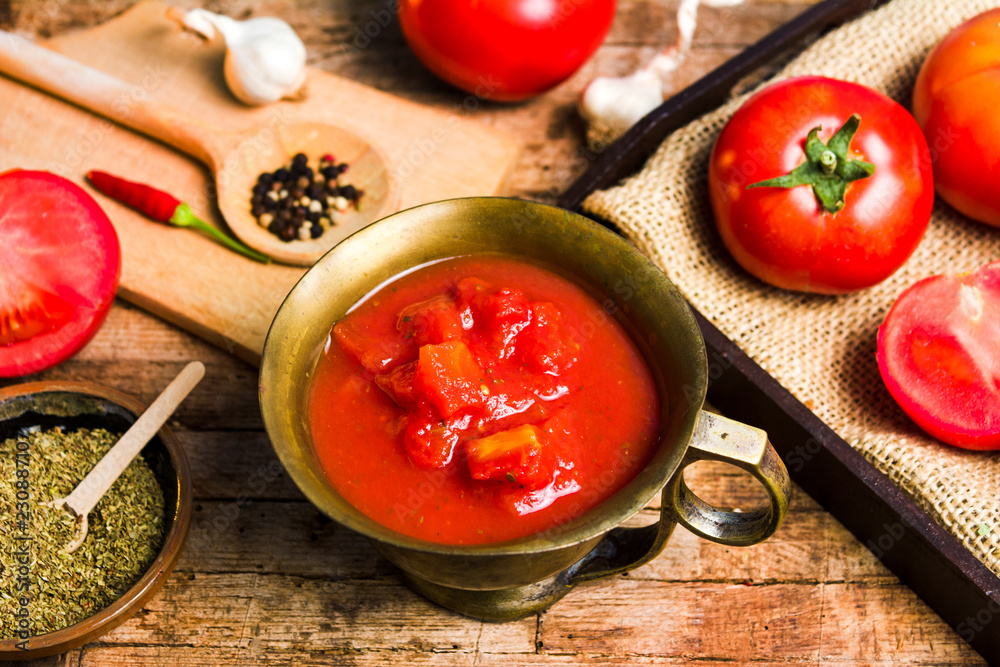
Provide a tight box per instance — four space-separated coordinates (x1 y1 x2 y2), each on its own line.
0 427 165 638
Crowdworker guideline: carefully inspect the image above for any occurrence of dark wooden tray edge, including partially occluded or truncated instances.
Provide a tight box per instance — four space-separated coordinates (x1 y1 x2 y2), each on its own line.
559 0 1000 662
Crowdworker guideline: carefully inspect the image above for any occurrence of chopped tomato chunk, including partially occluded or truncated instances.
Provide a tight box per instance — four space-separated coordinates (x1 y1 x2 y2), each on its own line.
397 295 463 346
455 277 490 328
404 411 462 468
416 340 485 417
375 361 418 407
480 288 532 359
466 424 548 486
517 302 578 374
334 320 409 373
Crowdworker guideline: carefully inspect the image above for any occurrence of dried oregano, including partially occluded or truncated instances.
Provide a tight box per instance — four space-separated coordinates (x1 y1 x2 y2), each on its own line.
0 427 165 640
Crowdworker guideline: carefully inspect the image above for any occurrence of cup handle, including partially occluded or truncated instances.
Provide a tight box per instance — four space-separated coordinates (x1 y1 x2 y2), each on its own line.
569 410 790 584
665 410 791 546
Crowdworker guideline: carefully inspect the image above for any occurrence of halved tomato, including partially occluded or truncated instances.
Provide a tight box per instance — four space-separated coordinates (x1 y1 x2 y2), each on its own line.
0 170 121 377
876 261 1000 449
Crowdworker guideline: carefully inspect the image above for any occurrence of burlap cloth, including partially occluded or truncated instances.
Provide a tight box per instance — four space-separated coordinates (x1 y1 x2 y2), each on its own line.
583 0 1000 575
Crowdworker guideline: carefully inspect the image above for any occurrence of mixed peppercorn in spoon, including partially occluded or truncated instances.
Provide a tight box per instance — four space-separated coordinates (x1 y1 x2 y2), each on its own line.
251 152 363 242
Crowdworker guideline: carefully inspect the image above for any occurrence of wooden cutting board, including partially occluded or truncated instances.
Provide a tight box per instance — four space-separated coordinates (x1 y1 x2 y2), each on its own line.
0 1 521 365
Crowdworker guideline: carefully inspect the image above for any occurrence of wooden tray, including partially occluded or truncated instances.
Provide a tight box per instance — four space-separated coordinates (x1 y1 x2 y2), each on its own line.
559 0 1000 662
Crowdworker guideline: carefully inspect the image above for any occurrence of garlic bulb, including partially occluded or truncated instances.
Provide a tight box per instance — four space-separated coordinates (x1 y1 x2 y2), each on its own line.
578 0 745 148
171 8 307 106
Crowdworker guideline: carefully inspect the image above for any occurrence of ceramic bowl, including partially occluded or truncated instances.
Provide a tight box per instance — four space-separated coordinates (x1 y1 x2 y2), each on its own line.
0 380 192 660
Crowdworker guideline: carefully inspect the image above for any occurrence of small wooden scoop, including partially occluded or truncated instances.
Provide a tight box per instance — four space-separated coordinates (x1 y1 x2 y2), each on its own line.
48 361 205 554
0 31 395 266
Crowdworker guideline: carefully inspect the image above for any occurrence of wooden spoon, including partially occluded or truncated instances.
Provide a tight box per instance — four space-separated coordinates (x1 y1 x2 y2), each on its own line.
0 31 396 266
47 361 205 554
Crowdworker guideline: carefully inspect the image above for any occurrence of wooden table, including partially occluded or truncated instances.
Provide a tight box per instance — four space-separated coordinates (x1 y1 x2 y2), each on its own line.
1 0 988 664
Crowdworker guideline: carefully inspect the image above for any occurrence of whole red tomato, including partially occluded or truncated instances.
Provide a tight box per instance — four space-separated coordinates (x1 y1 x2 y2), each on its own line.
913 8 1000 227
708 76 934 294
398 0 615 102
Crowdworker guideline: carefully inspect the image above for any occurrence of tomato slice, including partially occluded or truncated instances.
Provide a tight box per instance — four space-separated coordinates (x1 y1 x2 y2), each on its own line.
877 261 1000 449
0 170 121 377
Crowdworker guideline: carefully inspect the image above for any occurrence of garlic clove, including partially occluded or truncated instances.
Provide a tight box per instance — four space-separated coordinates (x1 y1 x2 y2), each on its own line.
579 69 663 146
577 0 746 149
171 8 308 106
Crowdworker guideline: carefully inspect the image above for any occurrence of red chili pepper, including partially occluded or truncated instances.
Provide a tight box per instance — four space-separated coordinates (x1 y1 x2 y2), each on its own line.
87 170 181 223
86 170 271 264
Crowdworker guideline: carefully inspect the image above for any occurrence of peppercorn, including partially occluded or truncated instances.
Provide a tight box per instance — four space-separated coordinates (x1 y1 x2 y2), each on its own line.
252 153 363 243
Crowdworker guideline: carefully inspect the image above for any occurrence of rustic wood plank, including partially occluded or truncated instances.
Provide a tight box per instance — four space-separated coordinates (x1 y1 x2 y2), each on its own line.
179 431 303 500
98 573 536 653
72 645 996 667
3 360 262 429
625 508 897 583
539 579 985 664
74 302 224 363
71 645 827 666
180 501 390 578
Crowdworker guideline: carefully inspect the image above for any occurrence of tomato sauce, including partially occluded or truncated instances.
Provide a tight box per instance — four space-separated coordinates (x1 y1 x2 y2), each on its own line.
309 255 660 544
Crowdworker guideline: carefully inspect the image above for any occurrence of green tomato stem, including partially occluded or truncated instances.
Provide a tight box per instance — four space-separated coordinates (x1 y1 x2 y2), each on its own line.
747 114 875 214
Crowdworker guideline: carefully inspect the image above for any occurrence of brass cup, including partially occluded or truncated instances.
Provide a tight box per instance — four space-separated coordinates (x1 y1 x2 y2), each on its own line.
260 197 790 620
